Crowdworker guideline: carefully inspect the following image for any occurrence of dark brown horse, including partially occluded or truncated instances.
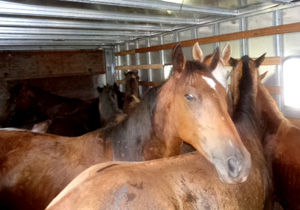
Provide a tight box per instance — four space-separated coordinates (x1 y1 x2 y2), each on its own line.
0 43 251 210
0 84 100 136
46 50 272 209
229 54 300 210
97 85 126 127
122 71 140 114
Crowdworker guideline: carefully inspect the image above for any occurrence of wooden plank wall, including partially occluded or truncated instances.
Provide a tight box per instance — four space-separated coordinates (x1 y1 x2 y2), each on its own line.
0 50 105 112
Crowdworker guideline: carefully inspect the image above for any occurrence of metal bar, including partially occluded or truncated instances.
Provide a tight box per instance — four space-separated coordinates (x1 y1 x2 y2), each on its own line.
0 34 132 41
0 17 176 32
59 0 238 16
0 27 155 37
0 1 215 25
0 46 111 51
0 40 117 46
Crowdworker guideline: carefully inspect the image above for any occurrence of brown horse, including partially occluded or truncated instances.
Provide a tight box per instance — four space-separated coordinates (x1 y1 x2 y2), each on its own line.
0 43 250 210
229 54 300 210
97 85 126 127
0 84 101 136
46 54 272 209
122 71 140 114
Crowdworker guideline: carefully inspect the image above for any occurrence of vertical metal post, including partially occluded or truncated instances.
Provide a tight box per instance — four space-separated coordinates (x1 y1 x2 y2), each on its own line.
274 10 284 111
104 47 115 86
146 38 153 82
135 40 142 95
239 0 248 56
158 35 165 81
213 23 220 48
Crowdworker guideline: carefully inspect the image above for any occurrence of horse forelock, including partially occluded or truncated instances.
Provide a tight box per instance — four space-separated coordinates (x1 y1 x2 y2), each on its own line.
180 60 213 82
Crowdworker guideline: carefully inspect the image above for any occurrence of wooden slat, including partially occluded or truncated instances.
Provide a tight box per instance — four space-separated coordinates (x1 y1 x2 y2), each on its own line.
116 57 281 72
225 57 281 66
116 64 163 70
116 80 161 87
115 22 300 56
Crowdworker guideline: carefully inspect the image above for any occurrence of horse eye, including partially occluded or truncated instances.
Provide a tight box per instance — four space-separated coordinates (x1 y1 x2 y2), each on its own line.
185 94 194 101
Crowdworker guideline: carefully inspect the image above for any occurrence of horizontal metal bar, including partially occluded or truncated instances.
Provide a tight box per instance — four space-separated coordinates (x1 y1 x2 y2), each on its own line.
0 34 132 41
59 0 237 16
0 40 118 46
0 1 212 25
0 27 155 37
0 45 113 51
0 17 176 32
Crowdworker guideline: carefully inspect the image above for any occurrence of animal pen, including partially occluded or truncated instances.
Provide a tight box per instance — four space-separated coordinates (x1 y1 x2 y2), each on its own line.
0 0 300 209
0 0 299 121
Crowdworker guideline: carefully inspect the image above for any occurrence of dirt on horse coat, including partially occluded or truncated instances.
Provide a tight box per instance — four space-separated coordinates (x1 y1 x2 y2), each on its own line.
229 55 300 210
0 43 250 210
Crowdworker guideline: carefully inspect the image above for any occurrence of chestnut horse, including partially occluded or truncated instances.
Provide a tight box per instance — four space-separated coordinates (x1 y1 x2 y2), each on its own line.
0 84 100 136
97 85 126 127
122 71 140 114
0 43 250 210
46 49 272 209
229 55 300 210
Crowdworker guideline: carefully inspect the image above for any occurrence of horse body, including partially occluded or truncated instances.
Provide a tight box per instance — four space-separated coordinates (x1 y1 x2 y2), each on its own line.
230 55 300 209
47 150 269 210
0 84 101 136
47 44 272 210
0 43 251 210
0 130 111 210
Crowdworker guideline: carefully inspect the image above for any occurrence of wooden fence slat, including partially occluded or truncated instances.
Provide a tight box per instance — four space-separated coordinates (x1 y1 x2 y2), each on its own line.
116 64 163 70
115 22 300 56
115 57 281 72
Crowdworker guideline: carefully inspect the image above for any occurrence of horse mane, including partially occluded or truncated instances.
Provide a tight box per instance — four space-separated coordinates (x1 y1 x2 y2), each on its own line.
231 56 273 207
232 56 262 137
102 86 159 161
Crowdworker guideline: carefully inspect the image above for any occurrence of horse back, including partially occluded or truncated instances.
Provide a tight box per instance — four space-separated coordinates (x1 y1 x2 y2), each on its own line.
0 130 111 210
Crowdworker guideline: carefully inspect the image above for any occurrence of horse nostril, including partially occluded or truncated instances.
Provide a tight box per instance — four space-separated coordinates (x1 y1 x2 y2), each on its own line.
228 157 240 178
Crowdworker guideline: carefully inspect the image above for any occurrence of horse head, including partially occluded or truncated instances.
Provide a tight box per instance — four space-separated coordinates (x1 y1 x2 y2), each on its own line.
160 43 251 184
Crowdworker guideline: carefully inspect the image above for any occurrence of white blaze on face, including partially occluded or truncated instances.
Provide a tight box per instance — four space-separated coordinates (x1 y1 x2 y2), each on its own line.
202 76 216 91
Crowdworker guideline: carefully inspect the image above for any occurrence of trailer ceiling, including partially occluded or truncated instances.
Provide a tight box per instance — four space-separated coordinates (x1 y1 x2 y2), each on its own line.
0 0 298 51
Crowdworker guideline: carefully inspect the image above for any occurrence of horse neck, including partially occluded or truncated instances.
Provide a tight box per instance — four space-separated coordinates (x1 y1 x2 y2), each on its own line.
103 87 157 161
104 84 181 161
256 83 285 136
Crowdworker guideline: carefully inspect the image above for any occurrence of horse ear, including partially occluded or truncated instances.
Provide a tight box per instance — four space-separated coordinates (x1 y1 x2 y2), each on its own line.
259 71 268 81
172 43 186 75
221 43 231 64
192 42 204 62
208 47 220 71
124 72 128 77
255 53 266 67
97 86 103 93
229 57 238 67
